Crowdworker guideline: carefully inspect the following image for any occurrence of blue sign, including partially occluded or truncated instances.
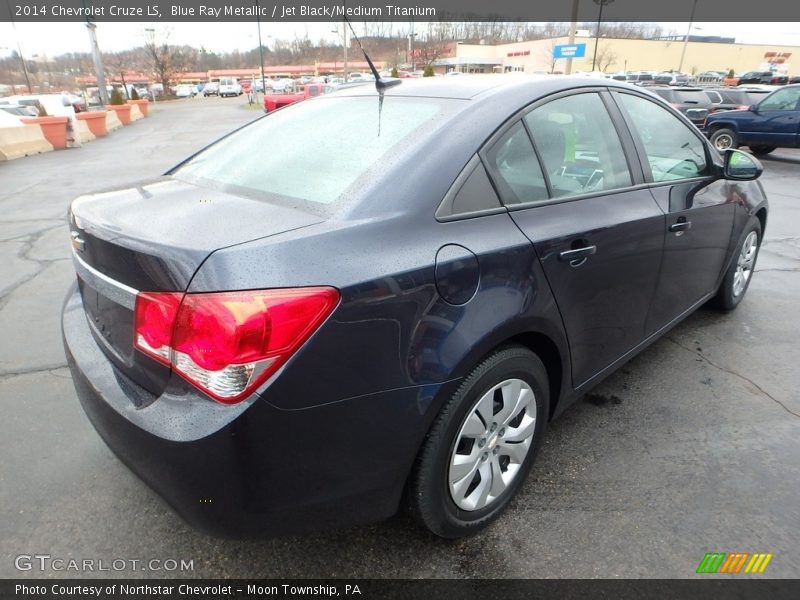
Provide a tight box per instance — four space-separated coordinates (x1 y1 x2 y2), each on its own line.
553 44 587 59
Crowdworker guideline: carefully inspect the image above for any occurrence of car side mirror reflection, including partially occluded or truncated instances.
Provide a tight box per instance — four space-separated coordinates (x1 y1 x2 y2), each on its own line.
724 149 763 181
748 104 758 112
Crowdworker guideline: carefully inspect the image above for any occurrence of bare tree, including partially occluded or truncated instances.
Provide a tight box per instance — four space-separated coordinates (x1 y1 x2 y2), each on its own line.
104 52 135 97
417 38 454 68
595 45 618 72
541 39 561 73
143 29 187 91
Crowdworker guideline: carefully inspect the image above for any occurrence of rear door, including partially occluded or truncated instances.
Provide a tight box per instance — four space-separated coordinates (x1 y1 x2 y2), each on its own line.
612 91 735 333
483 89 665 387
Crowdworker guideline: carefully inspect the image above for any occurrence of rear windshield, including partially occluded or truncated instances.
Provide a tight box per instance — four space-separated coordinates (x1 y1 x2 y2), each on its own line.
173 96 459 205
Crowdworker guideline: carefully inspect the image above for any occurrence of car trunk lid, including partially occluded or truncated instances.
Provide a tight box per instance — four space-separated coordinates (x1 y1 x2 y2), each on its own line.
69 177 324 399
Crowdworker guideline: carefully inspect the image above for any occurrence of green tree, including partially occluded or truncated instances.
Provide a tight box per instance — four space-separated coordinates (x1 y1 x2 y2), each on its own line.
423 64 434 77
130 87 140 100
109 87 125 105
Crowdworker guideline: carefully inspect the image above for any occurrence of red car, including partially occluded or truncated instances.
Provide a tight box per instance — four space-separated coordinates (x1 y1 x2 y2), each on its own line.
263 83 327 112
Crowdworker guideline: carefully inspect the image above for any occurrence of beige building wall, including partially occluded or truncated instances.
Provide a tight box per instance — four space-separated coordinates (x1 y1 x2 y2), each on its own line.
455 37 799 75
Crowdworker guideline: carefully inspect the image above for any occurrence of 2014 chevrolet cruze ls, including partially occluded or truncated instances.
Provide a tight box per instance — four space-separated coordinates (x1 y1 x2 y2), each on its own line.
63 76 768 538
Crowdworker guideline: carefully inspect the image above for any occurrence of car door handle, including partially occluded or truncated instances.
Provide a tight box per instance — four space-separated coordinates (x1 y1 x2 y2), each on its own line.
559 245 597 267
669 220 692 232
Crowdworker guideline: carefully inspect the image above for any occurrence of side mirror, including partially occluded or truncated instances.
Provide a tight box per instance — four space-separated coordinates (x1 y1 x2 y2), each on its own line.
724 149 763 181
748 104 758 113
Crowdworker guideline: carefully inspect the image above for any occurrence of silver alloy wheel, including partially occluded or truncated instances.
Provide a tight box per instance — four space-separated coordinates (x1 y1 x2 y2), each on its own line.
448 378 537 511
733 230 758 297
714 133 734 151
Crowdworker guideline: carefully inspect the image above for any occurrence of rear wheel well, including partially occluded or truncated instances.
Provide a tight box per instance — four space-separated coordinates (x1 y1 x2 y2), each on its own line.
504 332 563 421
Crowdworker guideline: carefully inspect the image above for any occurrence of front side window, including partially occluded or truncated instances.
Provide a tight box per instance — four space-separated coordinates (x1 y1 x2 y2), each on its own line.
758 87 800 111
484 122 548 205
618 93 709 182
524 93 632 197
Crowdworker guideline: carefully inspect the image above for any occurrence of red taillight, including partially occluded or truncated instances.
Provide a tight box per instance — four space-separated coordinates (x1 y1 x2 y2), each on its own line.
134 287 339 404
134 292 182 365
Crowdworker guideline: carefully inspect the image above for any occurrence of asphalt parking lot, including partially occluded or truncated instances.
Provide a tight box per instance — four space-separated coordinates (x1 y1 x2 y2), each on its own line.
1 96 798 579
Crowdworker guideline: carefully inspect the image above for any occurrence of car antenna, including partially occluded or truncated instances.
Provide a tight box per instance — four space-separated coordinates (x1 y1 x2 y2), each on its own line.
341 7 400 137
342 9 402 92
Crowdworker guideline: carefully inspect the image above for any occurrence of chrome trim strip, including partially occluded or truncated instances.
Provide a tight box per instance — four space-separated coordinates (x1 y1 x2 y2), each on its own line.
71 249 138 310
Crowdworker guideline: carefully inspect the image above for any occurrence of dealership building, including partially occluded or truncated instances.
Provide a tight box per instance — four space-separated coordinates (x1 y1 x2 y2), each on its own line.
435 35 799 75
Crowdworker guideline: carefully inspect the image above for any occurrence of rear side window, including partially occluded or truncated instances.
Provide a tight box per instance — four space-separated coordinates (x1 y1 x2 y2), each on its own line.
617 93 709 182
524 92 632 197
436 158 502 219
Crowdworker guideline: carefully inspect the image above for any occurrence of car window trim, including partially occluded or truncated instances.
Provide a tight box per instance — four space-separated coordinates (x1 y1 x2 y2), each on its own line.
608 89 713 185
504 181 654 212
519 118 555 198
479 86 647 210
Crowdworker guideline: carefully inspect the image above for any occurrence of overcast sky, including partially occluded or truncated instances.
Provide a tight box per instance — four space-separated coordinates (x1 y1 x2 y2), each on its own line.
0 21 798 59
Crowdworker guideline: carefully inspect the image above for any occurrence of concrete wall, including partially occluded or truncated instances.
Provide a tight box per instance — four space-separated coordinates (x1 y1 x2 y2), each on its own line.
0 124 54 161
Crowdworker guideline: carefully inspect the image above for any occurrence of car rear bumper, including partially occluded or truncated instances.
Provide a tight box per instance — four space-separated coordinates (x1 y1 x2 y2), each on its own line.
62 283 442 537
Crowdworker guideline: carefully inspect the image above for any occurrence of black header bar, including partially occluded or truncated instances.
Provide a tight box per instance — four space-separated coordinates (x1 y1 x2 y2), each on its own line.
2 0 800 22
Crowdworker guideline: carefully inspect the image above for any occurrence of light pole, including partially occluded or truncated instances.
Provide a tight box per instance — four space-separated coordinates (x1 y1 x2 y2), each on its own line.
331 23 348 81
255 0 267 99
678 0 700 73
144 28 156 104
591 0 614 72
565 0 579 75
408 31 417 72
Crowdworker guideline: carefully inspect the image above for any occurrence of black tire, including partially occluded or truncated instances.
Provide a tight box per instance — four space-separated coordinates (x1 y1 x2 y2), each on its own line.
710 128 738 152
749 145 776 156
711 217 762 311
409 345 549 538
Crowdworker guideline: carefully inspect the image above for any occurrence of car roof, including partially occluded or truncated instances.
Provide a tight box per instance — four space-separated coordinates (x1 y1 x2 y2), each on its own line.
328 74 638 101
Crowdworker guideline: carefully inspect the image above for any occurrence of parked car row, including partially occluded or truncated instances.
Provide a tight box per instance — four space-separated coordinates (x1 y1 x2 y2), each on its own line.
723 71 796 86
3 92 87 114
645 86 773 127
642 84 799 156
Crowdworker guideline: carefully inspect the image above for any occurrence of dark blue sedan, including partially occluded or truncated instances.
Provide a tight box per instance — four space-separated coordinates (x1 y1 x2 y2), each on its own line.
63 75 768 538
